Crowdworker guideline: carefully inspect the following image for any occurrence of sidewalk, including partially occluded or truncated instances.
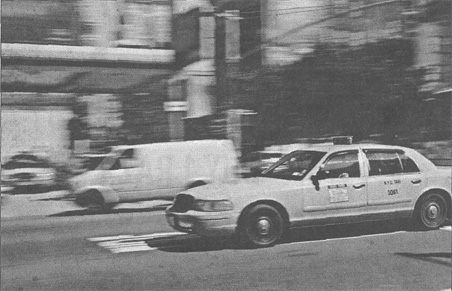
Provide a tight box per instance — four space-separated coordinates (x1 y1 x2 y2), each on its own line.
1 191 172 219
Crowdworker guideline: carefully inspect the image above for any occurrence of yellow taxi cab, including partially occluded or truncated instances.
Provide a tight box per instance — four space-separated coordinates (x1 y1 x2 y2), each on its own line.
166 137 451 247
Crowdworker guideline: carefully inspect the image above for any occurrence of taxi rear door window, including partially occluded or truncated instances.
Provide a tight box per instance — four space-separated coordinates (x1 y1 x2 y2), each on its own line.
364 149 402 176
396 151 420 173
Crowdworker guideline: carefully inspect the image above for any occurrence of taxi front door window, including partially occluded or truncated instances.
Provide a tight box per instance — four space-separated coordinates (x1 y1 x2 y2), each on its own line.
318 151 360 180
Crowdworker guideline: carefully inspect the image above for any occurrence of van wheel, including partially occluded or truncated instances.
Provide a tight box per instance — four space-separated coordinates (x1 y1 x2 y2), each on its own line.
77 190 107 210
414 193 448 230
238 204 284 248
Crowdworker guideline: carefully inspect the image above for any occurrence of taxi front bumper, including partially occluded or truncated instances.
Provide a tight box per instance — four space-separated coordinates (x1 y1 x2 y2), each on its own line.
166 210 238 237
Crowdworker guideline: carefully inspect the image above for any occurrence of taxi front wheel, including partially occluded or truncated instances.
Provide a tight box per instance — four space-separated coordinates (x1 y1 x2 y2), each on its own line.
414 193 448 230
238 204 284 248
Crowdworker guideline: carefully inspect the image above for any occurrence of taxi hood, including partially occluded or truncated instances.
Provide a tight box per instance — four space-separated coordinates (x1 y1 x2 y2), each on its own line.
181 177 308 200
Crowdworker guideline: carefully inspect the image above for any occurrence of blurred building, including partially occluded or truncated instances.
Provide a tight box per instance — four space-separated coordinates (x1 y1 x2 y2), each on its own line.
261 0 406 65
210 0 450 147
2 0 173 48
1 0 246 161
1 0 450 162
77 0 172 48
409 0 451 91
1 0 175 162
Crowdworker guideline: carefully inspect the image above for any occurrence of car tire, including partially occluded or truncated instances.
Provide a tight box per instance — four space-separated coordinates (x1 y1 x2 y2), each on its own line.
414 193 448 230
239 204 284 248
76 190 111 211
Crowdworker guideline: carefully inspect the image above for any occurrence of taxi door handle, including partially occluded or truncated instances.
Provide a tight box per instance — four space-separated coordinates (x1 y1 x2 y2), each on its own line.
353 183 366 189
411 179 422 184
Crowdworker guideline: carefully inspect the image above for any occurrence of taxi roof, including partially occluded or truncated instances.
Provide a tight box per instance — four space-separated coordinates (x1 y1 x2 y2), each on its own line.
288 143 407 153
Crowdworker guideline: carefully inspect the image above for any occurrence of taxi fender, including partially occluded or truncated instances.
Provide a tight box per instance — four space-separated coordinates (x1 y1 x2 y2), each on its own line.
418 185 452 200
75 186 120 204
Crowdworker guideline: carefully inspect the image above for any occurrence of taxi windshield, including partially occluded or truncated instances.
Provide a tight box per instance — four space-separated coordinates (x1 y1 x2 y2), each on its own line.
261 150 326 181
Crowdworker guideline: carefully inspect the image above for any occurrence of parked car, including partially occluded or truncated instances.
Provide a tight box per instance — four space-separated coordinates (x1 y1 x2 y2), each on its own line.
1 152 57 193
70 140 238 210
166 138 452 248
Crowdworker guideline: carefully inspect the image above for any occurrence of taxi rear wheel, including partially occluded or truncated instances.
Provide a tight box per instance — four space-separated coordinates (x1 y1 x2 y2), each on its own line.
239 204 284 248
414 193 448 230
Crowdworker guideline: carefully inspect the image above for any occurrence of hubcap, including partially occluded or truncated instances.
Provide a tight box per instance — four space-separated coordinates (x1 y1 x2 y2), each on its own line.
427 204 439 220
256 218 271 235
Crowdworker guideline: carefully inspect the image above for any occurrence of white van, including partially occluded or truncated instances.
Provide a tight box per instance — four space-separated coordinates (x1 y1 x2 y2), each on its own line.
70 140 238 209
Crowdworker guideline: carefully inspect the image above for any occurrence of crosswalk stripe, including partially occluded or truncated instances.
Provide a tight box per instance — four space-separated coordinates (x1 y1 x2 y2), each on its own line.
88 232 188 242
88 232 195 253
88 235 136 242
440 226 451 231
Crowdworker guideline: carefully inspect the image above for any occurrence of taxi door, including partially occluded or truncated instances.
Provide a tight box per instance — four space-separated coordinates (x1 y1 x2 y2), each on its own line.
363 149 421 219
302 150 368 224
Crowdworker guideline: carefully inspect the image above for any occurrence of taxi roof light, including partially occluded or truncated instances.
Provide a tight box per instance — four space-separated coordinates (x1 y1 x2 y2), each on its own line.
333 136 353 145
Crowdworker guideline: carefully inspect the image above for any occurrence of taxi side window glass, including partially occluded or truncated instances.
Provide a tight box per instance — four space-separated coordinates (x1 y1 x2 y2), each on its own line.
397 151 420 173
267 151 325 180
321 151 360 179
364 150 402 176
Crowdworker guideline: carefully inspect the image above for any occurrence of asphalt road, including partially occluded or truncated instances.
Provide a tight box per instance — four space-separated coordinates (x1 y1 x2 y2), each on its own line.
2 209 451 291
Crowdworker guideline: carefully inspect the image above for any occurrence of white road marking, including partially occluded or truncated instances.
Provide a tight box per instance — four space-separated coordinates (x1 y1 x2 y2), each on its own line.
88 232 195 253
88 235 137 242
98 241 156 253
88 232 189 242
440 226 451 231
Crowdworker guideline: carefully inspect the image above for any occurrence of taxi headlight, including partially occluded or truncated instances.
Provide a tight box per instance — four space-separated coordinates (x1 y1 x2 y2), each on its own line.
193 200 234 212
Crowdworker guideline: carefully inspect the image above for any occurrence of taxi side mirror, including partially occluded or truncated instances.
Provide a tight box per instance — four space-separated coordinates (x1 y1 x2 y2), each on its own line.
310 175 320 191
315 165 330 181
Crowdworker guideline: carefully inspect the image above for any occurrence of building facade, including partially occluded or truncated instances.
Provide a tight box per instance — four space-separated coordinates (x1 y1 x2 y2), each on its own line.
1 0 175 163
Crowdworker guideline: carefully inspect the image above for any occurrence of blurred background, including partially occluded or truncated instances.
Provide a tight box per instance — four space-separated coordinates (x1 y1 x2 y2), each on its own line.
1 0 451 179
